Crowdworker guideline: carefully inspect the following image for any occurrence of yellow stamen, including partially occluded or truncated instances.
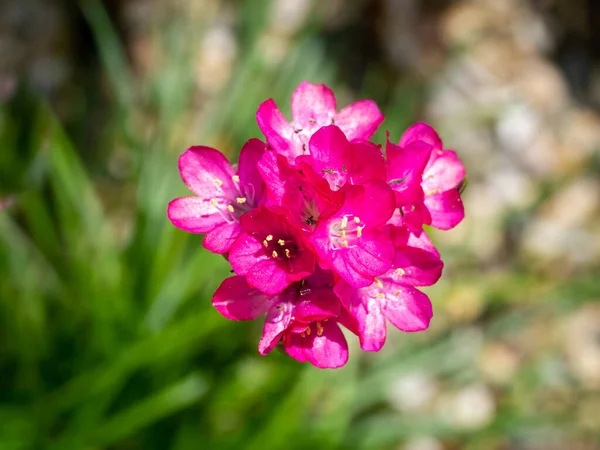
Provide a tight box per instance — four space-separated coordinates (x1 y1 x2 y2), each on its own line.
285 249 291 258
341 216 348 229
341 240 348 247
353 216 360 223
236 197 247 204
374 277 383 288
375 293 385 299
394 290 401 297
214 178 223 187
316 321 324 336
266 235 273 241
340 230 346 239
272 250 278 258
232 175 240 182
425 189 441 196
227 205 234 213
210 198 218 206
278 239 285 246
263 240 268 247
357 226 363 237
301 332 306 338
395 268 406 276
305 326 311 336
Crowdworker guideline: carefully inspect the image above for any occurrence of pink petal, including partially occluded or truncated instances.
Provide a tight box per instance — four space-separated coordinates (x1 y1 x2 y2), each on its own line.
291 82 336 129
424 189 465 230
423 150 466 193
399 122 443 150
406 228 440 259
293 292 340 322
179 146 236 197
285 321 349 368
237 138 267 204
381 286 433 332
348 141 386 185
345 181 396 228
335 99 384 140
391 247 443 287
386 139 432 204
167 196 224 233
308 125 352 190
212 276 277 321
305 320 349 368
335 281 386 352
256 99 295 156
228 232 266 275
246 258 289 295
203 222 241 254
259 296 294 355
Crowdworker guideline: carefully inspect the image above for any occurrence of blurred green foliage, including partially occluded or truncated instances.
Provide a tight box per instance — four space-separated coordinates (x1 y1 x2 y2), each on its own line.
1 1 599 449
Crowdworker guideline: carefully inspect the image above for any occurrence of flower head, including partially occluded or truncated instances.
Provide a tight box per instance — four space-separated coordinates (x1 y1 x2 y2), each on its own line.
169 82 466 368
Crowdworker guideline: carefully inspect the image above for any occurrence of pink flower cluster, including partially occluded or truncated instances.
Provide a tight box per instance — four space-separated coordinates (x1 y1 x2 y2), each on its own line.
168 82 465 368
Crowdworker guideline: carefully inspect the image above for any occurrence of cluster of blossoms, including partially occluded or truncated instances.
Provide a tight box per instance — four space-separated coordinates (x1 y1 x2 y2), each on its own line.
168 82 465 368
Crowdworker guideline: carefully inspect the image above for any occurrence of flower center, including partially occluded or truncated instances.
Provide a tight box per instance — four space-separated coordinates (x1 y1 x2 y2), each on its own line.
262 234 298 260
328 214 364 250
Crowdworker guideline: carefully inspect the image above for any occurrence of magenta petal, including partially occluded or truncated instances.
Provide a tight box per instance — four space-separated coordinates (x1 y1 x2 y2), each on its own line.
203 222 241 254
305 320 349 368
256 99 294 155
259 296 294 355
391 247 443 287
335 100 384 140
399 122 443 150
335 281 386 352
229 233 266 275
424 189 465 230
238 138 267 203
285 321 349 368
212 276 277 321
423 150 466 193
381 286 433 332
179 146 236 197
167 197 224 233
348 141 386 185
246 258 288 295
284 332 310 363
406 229 440 259
343 181 396 228
308 125 351 190
291 82 336 128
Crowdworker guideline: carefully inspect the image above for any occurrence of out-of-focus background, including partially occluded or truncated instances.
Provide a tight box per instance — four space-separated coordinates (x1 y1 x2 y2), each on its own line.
1 0 599 448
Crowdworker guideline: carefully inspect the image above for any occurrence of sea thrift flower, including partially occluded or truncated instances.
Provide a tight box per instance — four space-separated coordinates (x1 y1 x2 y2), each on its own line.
257 81 384 163
167 139 266 253
335 247 443 352
228 205 315 295
311 180 396 287
168 81 466 368
399 123 466 230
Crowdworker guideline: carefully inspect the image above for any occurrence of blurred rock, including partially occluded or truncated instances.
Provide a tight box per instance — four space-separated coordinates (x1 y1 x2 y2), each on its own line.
402 436 444 450
478 342 520 385
438 383 496 430
388 371 439 413
563 305 600 389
